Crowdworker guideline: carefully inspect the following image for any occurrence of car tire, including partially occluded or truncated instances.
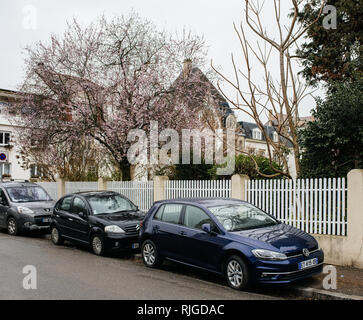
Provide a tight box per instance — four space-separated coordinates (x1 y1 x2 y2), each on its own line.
51 226 64 245
7 217 19 236
225 255 250 290
141 240 162 268
91 234 105 256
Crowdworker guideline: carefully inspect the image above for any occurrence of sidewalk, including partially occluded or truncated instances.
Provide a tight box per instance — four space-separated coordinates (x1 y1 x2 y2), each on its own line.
299 264 363 298
247 264 363 300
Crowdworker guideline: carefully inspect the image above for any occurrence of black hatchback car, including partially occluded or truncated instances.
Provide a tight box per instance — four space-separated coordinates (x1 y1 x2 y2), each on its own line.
51 191 145 255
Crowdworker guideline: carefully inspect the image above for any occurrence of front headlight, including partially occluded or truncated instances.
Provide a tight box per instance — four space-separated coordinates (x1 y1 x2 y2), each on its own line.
252 249 287 261
104 225 125 234
17 206 34 214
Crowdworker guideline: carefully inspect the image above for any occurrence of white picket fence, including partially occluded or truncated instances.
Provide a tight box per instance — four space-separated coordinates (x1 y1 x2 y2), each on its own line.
36 177 348 236
165 180 231 199
65 181 98 195
245 178 347 236
107 181 154 212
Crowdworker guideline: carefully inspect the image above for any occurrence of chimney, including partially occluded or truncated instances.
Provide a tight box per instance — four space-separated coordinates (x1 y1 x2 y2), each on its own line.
183 59 192 79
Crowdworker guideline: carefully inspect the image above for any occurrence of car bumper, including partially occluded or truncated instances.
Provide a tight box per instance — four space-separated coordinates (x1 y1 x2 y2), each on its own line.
104 233 140 252
21 220 51 232
252 249 324 284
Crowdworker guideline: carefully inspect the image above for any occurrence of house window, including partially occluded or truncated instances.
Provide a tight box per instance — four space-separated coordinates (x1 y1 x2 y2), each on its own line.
30 164 44 178
273 132 279 143
0 163 10 177
0 132 10 146
238 140 243 151
252 129 262 140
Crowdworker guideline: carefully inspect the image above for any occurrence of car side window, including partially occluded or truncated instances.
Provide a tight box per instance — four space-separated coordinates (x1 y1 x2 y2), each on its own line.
155 204 183 225
153 206 164 221
58 196 73 211
71 197 87 215
183 205 218 232
0 190 9 206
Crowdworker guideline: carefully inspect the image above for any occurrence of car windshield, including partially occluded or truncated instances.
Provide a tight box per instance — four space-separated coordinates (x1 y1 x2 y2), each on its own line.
208 203 278 232
6 186 52 203
86 194 137 215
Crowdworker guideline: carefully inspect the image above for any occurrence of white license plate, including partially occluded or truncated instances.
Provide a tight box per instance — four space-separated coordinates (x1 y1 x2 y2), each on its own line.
299 258 318 270
132 243 139 249
42 218 51 223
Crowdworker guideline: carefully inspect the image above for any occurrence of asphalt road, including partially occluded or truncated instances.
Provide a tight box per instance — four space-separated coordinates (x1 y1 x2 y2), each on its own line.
0 231 278 300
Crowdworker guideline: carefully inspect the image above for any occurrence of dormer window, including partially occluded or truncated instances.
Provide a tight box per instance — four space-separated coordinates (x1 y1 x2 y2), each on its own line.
226 114 237 130
273 132 279 143
252 128 262 140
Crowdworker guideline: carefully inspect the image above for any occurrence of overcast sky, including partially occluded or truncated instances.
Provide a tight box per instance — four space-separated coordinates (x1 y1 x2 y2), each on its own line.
0 0 322 122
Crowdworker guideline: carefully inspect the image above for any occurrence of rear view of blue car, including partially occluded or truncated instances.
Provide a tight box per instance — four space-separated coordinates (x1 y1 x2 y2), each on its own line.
139 198 324 290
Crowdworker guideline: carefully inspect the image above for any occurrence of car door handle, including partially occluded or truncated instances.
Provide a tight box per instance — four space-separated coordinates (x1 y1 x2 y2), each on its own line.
68 218 74 221
180 231 187 236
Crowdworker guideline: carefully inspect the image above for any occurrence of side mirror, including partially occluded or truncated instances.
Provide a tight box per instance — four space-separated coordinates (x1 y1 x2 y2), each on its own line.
78 211 87 219
202 223 212 234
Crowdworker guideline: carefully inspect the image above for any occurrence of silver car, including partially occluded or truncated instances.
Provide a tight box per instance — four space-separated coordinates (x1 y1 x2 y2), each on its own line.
0 181 55 235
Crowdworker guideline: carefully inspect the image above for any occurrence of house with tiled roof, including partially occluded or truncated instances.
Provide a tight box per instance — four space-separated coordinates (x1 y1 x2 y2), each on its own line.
174 60 298 178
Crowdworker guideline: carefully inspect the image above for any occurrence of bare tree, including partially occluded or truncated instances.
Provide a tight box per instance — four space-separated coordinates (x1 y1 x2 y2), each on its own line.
212 0 326 178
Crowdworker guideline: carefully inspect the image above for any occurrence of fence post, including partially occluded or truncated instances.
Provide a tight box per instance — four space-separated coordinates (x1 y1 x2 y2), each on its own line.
231 174 250 201
56 178 65 200
154 176 169 202
98 177 108 191
346 169 363 267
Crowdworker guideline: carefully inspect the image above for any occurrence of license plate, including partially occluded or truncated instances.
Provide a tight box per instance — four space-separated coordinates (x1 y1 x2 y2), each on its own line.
42 218 51 223
132 243 139 249
298 258 318 270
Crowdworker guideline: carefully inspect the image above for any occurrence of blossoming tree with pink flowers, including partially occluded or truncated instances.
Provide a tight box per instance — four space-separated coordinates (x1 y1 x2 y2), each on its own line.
12 14 210 180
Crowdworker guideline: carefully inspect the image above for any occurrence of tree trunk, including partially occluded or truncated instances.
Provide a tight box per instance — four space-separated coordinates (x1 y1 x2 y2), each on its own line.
119 159 131 181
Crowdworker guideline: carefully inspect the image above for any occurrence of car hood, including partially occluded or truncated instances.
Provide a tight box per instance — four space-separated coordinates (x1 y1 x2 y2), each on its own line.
93 211 145 226
230 223 318 254
15 201 55 215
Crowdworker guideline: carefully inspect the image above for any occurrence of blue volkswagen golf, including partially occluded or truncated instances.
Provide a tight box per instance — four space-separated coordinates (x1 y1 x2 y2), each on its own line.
139 198 324 290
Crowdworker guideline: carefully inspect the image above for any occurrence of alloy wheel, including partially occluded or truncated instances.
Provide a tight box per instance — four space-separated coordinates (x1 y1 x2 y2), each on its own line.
143 243 156 266
51 228 59 243
227 259 243 288
7 219 17 235
92 236 103 255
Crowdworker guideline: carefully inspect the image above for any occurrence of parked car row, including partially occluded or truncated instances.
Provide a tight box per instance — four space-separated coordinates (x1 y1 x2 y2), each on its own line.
0 180 324 291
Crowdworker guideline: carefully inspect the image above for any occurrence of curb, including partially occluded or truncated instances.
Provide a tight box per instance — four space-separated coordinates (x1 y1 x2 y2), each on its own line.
134 254 363 300
290 286 363 300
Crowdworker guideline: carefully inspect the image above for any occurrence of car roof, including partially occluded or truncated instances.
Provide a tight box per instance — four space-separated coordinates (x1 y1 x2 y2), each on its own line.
155 198 247 208
0 181 38 188
72 190 119 197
